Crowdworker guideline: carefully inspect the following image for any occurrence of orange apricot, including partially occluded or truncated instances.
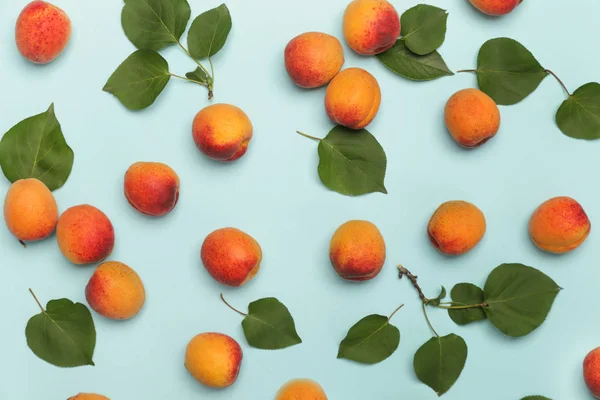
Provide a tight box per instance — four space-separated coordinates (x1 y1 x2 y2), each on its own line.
428 201 486 256
68 394 110 400
529 196 591 254
325 68 381 129
185 332 242 389
124 162 180 217
276 378 328 400
585 347 600 398
469 0 522 16
444 88 501 148
343 0 400 55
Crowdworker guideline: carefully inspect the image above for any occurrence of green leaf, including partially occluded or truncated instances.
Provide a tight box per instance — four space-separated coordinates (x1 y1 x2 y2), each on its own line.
316 126 387 196
475 37 548 105
414 334 467 396
448 283 487 325
241 298 302 350
521 397 551 400
186 67 211 86
338 314 400 364
483 263 561 337
401 4 448 55
121 0 191 51
26 298 96 368
188 4 232 60
556 82 600 140
103 50 171 111
0 104 74 191
428 286 447 307
377 39 453 81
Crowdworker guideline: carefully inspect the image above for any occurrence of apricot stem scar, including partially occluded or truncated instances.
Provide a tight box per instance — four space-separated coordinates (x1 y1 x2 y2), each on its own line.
545 69 571 97
388 304 404 321
29 288 45 312
296 131 322 142
220 293 248 317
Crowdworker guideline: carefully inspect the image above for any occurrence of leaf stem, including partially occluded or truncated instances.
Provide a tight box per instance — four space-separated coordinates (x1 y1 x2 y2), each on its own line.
220 293 248 317
422 303 439 337
434 303 487 310
296 131 322 142
456 69 477 73
169 73 208 88
176 40 214 98
545 69 571 97
388 304 404 321
29 288 45 312
397 265 428 303
209 57 215 86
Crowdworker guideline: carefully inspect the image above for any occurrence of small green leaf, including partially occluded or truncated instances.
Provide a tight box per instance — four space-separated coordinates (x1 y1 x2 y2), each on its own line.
338 315 400 364
428 286 447 306
186 67 211 86
26 297 96 368
188 4 232 60
483 263 561 337
377 39 453 81
475 37 548 105
448 283 487 325
401 4 448 55
414 334 467 396
317 126 387 196
103 50 171 110
241 298 302 350
0 104 74 191
121 0 191 51
521 396 551 400
556 82 600 140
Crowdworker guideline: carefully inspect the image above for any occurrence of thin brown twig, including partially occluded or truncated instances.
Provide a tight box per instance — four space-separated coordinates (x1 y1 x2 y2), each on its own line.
545 69 571 97
29 289 45 312
397 265 428 302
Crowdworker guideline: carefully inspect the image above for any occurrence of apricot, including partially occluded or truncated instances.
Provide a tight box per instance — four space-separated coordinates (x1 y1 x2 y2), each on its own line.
3 178 58 242
329 220 386 281
529 196 591 254
85 261 145 320
428 201 486 256
585 347 600 398
284 32 344 89
68 394 110 400
124 162 180 217
444 88 501 148
15 1 71 64
192 104 253 162
325 68 381 129
276 379 328 400
185 332 242 389
201 228 262 286
469 0 522 16
343 0 400 56
56 205 115 265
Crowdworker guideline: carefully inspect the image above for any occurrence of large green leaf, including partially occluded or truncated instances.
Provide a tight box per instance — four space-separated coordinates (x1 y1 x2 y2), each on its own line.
241 298 302 350
475 38 548 105
338 315 400 364
188 4 232 59
556 82 600 140
414 334 467 396
401 4 448 55
121 0 191 51
448 283 487 325
317 126 387 196
377 39 453 81
0 104 73 191
483 263 561 337
26 298 96 368
103 50 171 110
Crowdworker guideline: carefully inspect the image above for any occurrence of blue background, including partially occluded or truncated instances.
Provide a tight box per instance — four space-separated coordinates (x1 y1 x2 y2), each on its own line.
0 0 598 398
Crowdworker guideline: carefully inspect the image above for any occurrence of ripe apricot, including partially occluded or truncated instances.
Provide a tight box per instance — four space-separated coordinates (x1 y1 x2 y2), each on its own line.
201 228 262 286
185 332 242 389
529 196 591 254
192 104 253 162
325 68 381 129
85 261 145 320
343 0 400 55
3 178 58 242
469 0 522 16
68 394 110 400
285 32 344 88
585 347 600 398
428 201 486 255
124 162 180 217
330 220 385 281
16 1 71 64
56 205 115 265
445 88 501 148
276 379 328 400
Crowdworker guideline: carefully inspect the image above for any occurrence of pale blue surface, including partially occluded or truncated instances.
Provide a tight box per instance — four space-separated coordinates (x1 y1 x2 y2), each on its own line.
0 0 599 399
